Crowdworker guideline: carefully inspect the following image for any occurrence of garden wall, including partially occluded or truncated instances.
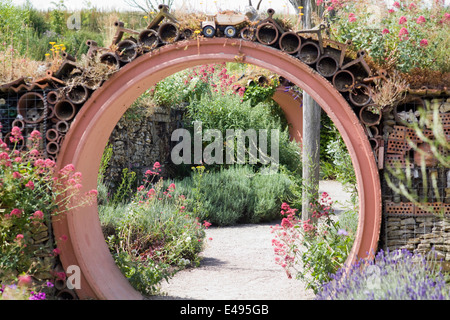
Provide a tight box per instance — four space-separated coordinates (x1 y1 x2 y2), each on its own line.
102 104 185 192
378 93 450 270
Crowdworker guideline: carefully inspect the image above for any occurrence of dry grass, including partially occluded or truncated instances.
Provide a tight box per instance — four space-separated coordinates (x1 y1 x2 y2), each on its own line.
371 71 409 110
0 50 48 84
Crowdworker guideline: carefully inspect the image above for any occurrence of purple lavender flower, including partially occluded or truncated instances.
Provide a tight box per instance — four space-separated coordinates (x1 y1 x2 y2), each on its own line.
316 248 449 300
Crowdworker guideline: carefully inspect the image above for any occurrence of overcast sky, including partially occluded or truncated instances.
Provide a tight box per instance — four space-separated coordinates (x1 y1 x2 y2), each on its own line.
12 0 450 13
12 0 298 12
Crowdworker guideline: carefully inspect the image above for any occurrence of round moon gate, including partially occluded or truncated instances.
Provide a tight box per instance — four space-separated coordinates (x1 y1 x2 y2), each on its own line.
53 38 381 299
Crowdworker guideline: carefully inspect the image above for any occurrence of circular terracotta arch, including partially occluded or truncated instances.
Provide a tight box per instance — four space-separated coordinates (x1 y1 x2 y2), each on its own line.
53 38 381 300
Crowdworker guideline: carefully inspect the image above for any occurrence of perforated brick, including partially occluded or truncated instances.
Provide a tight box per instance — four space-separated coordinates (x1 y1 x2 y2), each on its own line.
385 201 414 215
387 138 411 154
415 203 442 216
385 154 413 168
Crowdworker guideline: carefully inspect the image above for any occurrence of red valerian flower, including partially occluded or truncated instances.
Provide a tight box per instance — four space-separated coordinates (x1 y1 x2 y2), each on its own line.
416 15 426 24
382 28 390 35
420 39 429 47
398 27 409 40
399 16 407 24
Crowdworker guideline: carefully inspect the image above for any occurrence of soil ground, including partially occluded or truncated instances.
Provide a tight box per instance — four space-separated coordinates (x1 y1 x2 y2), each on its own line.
150 180 353 300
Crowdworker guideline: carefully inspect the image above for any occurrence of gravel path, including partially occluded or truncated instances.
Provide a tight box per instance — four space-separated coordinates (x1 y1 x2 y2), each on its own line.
151 181 352 300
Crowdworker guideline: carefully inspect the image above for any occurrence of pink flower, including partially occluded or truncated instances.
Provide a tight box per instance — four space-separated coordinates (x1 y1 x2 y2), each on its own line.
420 39 429 47
399 16 407 24
52 248 61 256
16 233 24 240
12 171 22 179
29 149 39 157
203 220 212 228
147 188 156 196
25 180 35 190
382 28 390 34
349 16 356 22
393 1 401 8
18 274 32 286
153 162 161 169
389 9 395 13
445 13 450 20
416 15 426 24
32 210 44 220
398 27 409 40
409 3 417 10
168 183 176 191
28 130 41 141
316 0 323 4
327 6 333 11
10 208 22 218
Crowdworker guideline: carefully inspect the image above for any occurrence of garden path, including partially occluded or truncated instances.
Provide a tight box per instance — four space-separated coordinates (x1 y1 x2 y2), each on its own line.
150 180 352 300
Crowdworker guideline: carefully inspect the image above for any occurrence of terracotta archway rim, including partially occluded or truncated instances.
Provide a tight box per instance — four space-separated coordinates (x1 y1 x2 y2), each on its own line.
53 38 381 300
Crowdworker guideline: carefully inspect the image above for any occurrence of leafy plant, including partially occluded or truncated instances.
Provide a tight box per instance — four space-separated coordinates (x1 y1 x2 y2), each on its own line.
271 194 355 293
0 125 97 282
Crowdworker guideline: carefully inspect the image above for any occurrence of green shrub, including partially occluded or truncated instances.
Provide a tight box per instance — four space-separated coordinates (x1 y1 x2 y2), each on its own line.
171 166 296 226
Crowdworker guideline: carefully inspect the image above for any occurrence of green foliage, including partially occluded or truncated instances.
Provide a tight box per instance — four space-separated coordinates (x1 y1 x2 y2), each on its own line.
99 166 209 295
171 166 296 226
242 81 277 107
112 251 172 296
327 1 450 72
272 195 355 294
0 127 96 281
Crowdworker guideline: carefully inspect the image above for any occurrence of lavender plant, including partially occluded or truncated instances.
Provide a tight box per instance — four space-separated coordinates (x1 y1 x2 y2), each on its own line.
316 248 449 300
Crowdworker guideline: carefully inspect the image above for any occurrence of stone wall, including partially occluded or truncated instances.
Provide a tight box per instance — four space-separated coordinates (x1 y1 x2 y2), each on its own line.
102 104 185 192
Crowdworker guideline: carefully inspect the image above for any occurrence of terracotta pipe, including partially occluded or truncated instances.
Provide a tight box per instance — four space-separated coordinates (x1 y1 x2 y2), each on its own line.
56 288 78 300
297 41 321 65
56 120 70 133
54 100 76 121
99 52 120 70
349 83 372 107
182 28 194 40
116 39 139 64
53 38 381 300
278 31 301 54
240 27 255 41
17 92 46 124
332 69 355 92
61 51 76 62
138 29 160 50
359 104 382 126
66 85 89 105
158 22 180 44
46 141 60 155
11 119 25 130
46 128 59 142
316 54 339 78
257 75 268 85
256 22 279 46
47 90 60 104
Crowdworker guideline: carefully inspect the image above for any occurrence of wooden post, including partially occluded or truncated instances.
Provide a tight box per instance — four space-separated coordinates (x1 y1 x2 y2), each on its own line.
301 0 321 222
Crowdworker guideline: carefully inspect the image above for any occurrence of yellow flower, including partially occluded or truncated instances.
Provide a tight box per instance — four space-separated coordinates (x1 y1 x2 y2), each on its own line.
298 6 303 9
45 53 50 56
144 15 148 19
49 42 56 45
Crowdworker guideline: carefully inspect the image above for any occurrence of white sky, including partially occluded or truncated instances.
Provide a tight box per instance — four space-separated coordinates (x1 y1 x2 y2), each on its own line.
12 0 298 13
11 0 450 13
